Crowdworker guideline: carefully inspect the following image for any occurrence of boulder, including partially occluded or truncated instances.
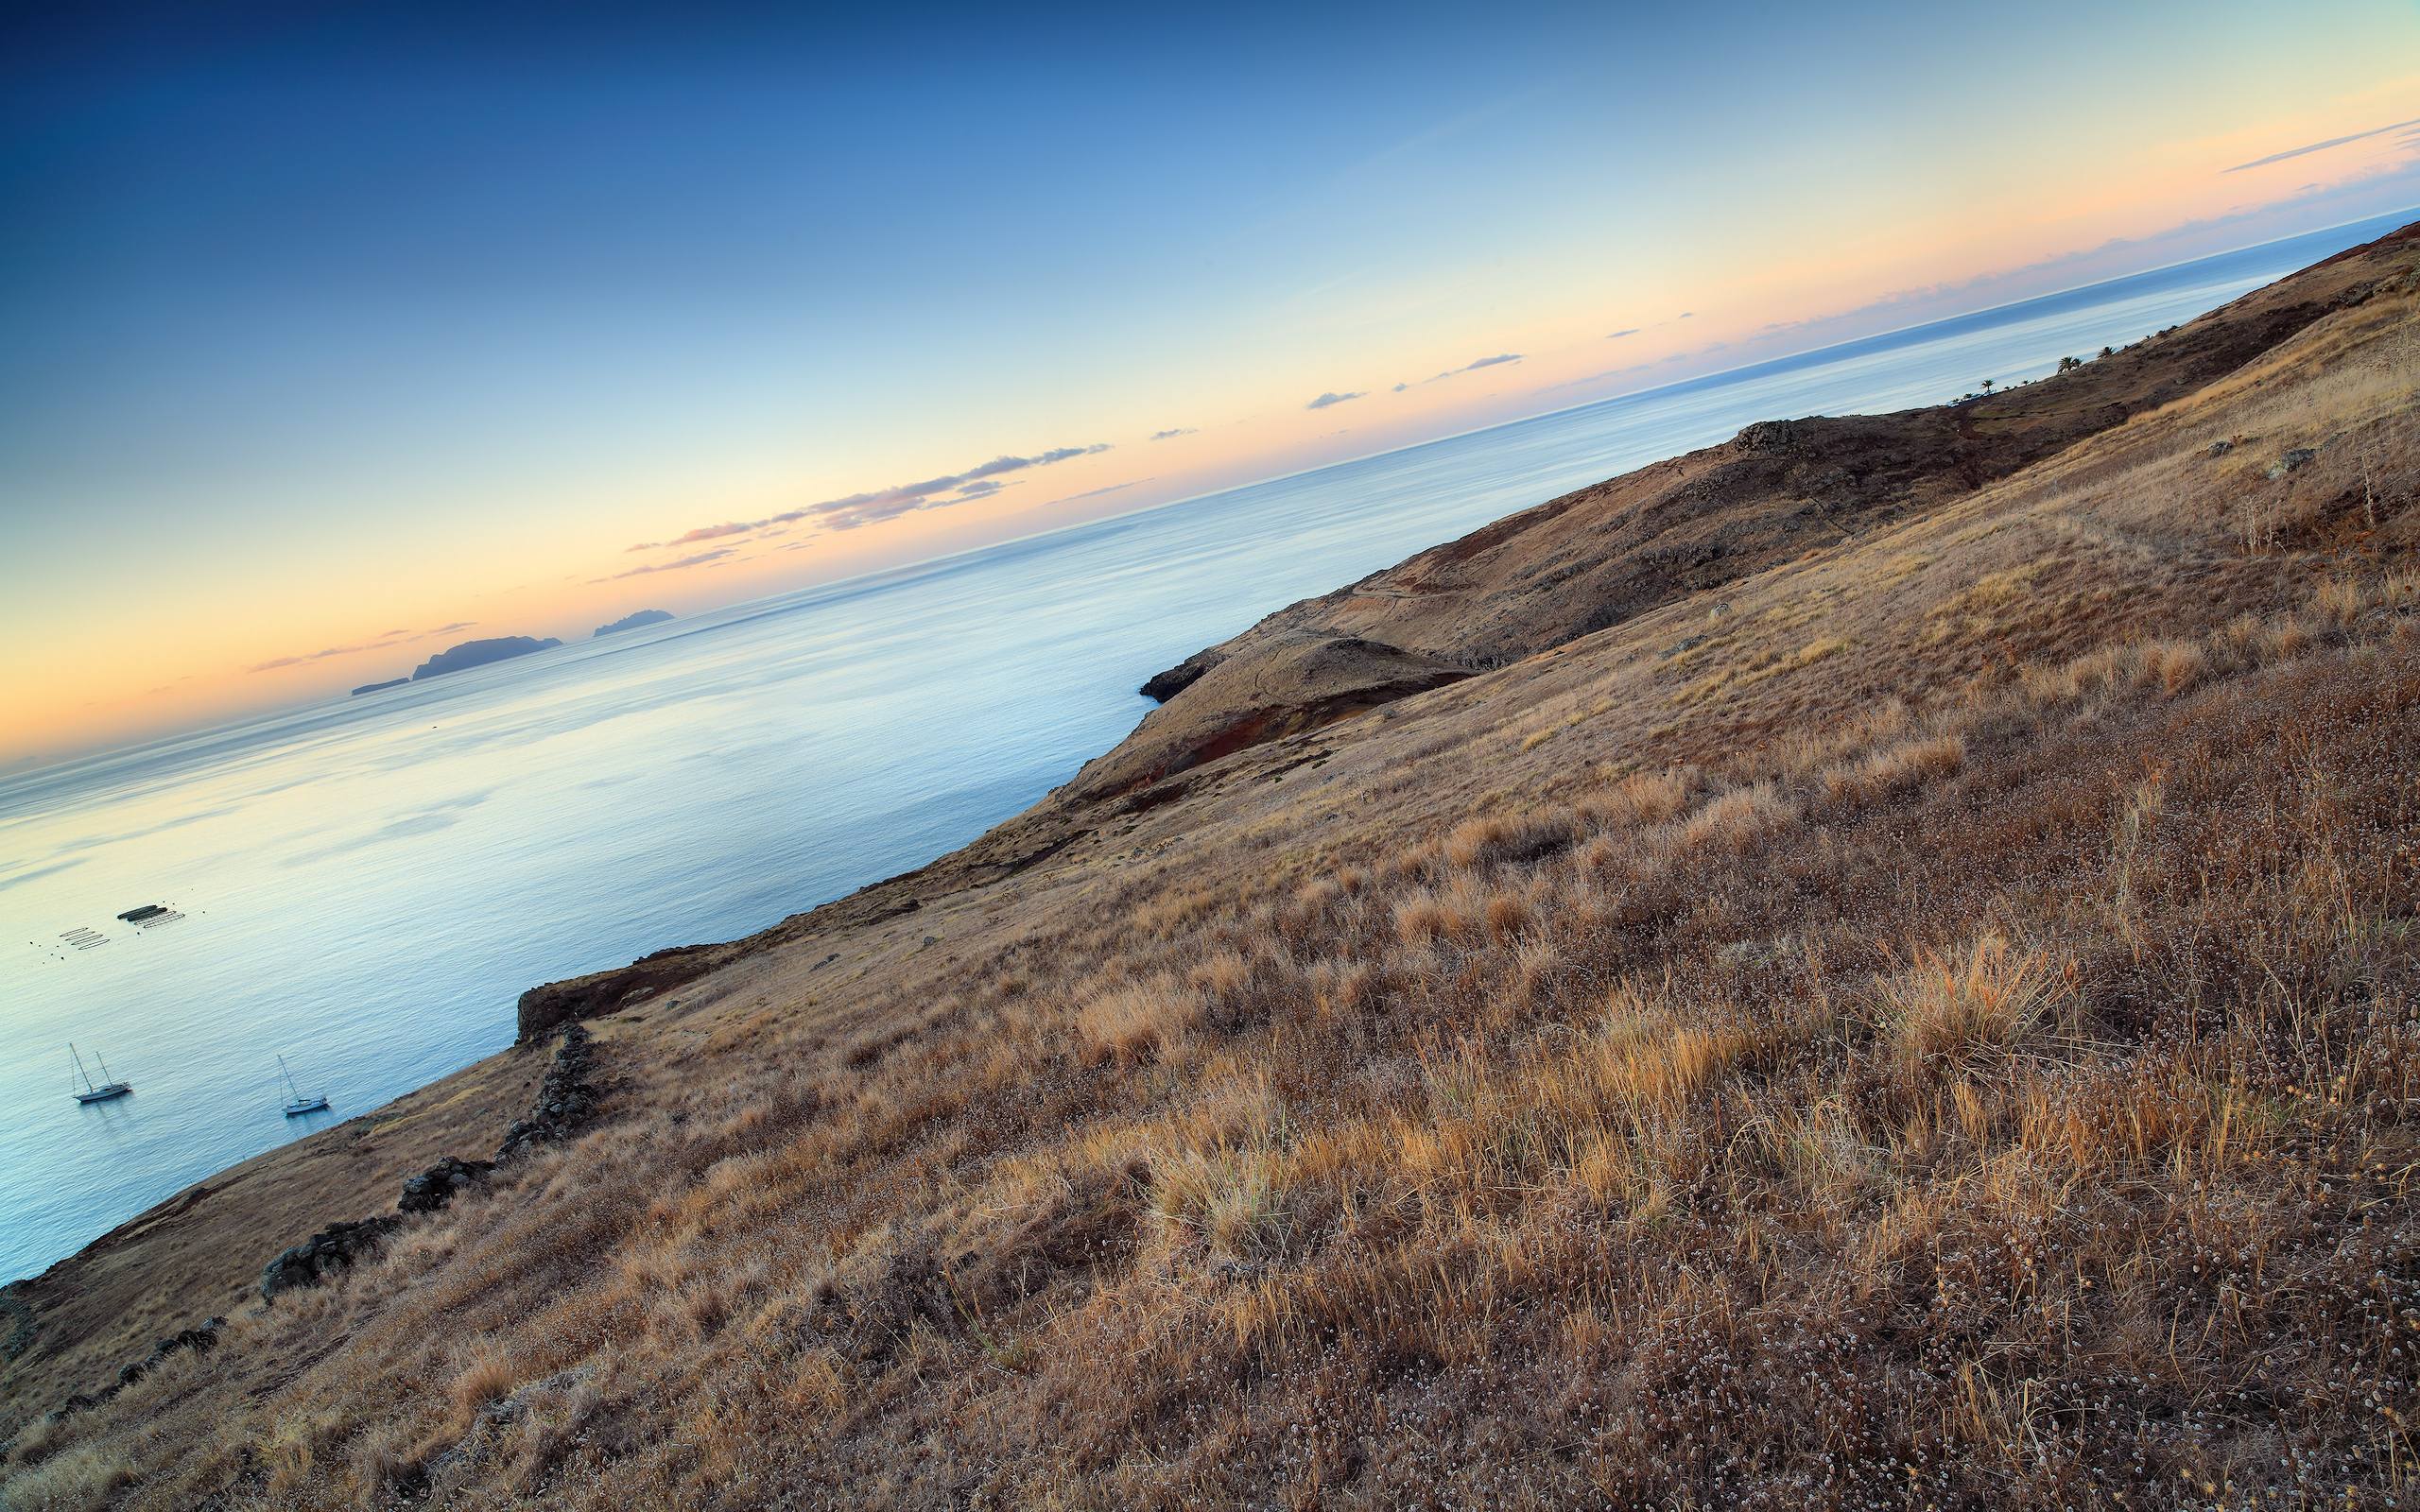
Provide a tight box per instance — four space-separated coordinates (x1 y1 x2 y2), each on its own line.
2265 446 2318 479
399 1156 496 1214
260 1216 400 1302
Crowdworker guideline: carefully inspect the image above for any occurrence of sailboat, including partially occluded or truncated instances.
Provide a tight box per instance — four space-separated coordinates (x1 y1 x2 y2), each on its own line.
277 1055 329 1116
69 1043 132 1104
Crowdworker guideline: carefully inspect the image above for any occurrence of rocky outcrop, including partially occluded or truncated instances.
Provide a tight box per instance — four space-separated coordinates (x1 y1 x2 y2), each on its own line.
1139 648 1224 702
409 636 563 681
260 1217 401 1302
593 609 673 638
399 1156 496 1214
1733 418 1806 454
496 1025 598 1160
1066 634 1473 803
517 943 721 1041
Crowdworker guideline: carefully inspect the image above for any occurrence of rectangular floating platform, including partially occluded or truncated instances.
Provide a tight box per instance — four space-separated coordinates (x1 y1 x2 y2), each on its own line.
59 927 108 951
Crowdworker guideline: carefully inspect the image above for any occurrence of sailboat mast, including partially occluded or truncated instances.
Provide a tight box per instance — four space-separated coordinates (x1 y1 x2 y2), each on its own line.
95 1052 115 1087
278 1055 300 1097
70 1042 94 1093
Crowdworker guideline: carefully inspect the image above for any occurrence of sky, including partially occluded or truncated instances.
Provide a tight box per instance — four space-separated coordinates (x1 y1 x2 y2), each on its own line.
4 0 2417 770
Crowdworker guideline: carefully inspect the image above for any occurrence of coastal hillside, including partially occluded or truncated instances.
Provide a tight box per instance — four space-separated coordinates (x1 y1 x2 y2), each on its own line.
6 222 2417 1509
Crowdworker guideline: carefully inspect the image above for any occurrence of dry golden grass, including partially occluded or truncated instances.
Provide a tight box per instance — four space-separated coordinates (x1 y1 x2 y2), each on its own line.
7 239 2419 1512
1075 974 1199 1063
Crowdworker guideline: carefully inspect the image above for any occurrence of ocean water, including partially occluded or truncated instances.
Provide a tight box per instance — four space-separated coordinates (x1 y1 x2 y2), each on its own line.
2 211 2408 1284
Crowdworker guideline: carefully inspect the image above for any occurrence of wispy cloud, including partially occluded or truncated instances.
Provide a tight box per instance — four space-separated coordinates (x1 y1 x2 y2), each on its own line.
594 548 736 582
627 442 1112 550
1305 390 1364 410
2226 117 2420 173
248 622 477 674
1606 327 1641 339
1425 352 1522 382
1149 427 1196 441
625 521 755 553
1044 478 1148 507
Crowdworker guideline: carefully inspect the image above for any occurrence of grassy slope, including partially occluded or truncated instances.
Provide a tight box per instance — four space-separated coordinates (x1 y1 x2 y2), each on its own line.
5 228 2418 1509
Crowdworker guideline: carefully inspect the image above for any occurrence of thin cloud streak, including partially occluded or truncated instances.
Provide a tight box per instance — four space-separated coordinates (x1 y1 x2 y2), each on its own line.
1305 390 1364 410
594 548 736 583
1426 352 1523 382
626 521 755 553
1048 479 1147 505
2226 117 2420 173
247 621 476 674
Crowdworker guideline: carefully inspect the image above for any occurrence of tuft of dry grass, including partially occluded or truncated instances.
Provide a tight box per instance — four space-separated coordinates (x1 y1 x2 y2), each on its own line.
1879 934 2058 1080
1074 968 1195 1059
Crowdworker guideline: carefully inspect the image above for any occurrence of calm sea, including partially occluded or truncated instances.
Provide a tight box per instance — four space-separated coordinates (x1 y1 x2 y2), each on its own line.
3 212 2408 1283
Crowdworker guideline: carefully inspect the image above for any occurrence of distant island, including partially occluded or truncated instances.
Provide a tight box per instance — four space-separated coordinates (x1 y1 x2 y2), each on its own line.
346 634 567 697
593 609 673 638
408 635 562 681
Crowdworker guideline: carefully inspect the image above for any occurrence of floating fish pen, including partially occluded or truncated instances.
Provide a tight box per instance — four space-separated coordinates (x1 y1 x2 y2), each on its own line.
59 927 109 951
115 903 185 930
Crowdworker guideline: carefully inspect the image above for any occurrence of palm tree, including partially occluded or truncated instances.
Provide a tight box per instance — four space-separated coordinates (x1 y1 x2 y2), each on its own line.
1979 378 1996 395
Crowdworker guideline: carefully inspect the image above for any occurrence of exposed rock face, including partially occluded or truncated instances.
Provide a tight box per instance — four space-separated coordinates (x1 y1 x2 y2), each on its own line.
399 1156 496 1214
496 1025 598 1160
260 1217 399 1302
409 636 563 682
517 942 722 1041
593 609 673 638
350 677 410 696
